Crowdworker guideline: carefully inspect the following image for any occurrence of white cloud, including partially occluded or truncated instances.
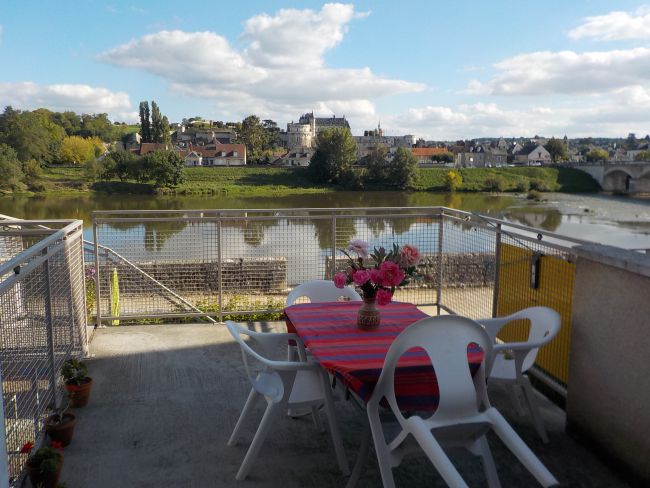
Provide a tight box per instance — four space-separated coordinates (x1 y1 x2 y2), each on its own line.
99 4 423 126
0 82 132 117
569 6 650 41
391 89 650 140
467 47 650 96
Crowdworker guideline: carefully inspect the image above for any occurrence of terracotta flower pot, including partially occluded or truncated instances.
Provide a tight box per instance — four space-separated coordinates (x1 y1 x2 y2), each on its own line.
45 413 77 447
26 457 63 488
65 377 93 407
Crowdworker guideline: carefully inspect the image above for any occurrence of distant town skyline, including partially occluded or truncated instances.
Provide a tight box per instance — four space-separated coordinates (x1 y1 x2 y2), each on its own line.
1 1 650 139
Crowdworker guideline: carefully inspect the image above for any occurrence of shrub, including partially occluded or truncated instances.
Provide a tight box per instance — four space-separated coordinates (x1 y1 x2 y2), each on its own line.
444 170 463 191
530 179 551 191
484 176 504 192
527 190 542 201
515 179 530 192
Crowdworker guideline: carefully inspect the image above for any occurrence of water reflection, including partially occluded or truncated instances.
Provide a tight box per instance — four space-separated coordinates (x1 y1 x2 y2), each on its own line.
2 191 650 250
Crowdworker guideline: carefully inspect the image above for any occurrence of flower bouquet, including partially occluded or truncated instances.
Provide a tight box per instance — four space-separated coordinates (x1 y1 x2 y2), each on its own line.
334 239 420 329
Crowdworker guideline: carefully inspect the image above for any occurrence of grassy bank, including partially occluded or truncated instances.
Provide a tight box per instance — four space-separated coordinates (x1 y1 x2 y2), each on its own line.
27 165 600 196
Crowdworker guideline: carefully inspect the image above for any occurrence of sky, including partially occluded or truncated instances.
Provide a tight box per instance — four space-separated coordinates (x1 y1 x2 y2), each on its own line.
1 0 650 140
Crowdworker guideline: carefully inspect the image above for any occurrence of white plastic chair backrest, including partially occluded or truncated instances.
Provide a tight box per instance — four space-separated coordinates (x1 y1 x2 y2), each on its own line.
482 307 561 372
368 315 492 425
285 279 362 306
225 321 289 402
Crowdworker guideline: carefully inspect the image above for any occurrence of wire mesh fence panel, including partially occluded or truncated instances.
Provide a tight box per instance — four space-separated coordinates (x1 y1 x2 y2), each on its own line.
0 220 87 487
438 213 498 319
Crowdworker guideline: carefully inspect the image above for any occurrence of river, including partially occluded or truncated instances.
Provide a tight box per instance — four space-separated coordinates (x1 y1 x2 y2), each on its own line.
1 191 650 250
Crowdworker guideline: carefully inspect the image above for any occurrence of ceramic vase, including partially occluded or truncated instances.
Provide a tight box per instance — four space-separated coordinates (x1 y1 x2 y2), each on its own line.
357 296 380 330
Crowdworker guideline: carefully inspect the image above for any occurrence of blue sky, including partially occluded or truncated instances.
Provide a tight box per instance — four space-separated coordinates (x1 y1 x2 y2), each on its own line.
1 1 650 139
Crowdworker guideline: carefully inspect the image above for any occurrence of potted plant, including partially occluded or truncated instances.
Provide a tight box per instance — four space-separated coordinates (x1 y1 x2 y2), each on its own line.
22 442 64 488
61 358 93 407
44 402 76 447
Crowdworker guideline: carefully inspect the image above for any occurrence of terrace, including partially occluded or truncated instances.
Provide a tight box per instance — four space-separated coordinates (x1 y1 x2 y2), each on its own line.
1 208 648 487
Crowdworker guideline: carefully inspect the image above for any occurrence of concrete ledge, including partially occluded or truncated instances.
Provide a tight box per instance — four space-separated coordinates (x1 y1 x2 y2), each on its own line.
574 243 650 278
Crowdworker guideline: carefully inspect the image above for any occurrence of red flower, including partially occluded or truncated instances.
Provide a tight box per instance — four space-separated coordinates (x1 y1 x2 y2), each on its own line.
376 288 393 306
20 442 34 454
378 261 405 287
50 441 64 451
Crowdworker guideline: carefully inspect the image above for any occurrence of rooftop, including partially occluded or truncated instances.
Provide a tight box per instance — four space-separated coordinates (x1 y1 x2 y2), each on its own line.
60 323 630 487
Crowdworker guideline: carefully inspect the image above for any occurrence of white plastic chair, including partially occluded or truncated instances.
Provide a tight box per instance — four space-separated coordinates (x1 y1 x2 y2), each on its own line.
225 321 349 481
285 279 362 307
285 279 361 361
478 307 561 443
366 315 559 488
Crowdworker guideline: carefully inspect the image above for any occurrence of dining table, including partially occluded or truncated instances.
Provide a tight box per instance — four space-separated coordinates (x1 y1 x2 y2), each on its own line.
284 300 484 413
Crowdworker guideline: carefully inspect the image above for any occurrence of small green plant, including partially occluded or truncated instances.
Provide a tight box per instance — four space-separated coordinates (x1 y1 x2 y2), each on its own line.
527 189 542 201
22 444 63 475
515 179 530 192
484 176 504 192
61 359 88 386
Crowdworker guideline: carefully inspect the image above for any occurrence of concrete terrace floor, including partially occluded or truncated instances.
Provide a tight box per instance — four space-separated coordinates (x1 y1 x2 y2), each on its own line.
60 323 630 488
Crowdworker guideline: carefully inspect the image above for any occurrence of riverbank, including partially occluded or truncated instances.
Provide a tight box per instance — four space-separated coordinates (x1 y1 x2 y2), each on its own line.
3 165 600 197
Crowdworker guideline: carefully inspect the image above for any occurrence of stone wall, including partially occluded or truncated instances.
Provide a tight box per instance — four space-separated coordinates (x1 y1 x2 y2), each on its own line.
96 257 288 294
325 253 496 288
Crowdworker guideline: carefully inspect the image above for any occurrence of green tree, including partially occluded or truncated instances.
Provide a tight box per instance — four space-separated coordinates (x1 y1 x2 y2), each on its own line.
79 113 116 141
365 146 389 183
102 150 138 181
0 143 24 190
544 138 568 162
585 148 609 162
238 115 269 162
51 111 82 135
161 115 171 145
634 150 650 161
432 152 454 163
141 150 185 188
309 127 357 183
0 109 65 163
386 147 419 189
625 133 637 150
150 101 163 143
445 170 463 191
139 101 151 142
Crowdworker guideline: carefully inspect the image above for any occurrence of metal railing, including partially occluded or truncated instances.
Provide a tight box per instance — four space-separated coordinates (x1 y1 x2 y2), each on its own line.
0 217 88 487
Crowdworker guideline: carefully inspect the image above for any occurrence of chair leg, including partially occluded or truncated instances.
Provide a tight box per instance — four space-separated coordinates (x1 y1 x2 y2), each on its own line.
311 405 324 432
520 376 549 443
486 409 559 487
320 370 350 475
476 436 501 488
235 401 279 481
228 387 260 446
505 382 527 417
367 410 396 488
345 421 371 488
409 418 470 488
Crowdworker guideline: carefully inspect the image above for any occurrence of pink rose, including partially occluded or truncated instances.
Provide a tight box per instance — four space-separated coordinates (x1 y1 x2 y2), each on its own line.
379 261 405 287
333 272 348 288
376 288 393 306
369 268 383 285
353 269 370 286
399 244 421 267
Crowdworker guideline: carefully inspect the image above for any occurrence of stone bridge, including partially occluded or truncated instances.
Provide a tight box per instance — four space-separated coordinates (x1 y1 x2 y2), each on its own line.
569 162 650 194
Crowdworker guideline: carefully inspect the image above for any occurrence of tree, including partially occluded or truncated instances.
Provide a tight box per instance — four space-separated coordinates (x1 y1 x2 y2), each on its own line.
51 111 82 135
625 133 637 150
585 148 609 162
78 113 116 141
445 170 463 191
309 127 357 183
366 146 390 183
0 143 23 190
386 147 419 189
161 115 171 145
102 150 138 181
150 101 163 143
139 101 151 142
634 150 650 161
432 152 454 163
238 115 269 162
0 109 65 163
544 138 568 162
141 150 185 188
59 136 104 165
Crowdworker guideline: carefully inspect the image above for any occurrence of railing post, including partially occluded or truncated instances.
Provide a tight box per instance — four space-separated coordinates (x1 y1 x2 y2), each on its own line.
492 223 502 318
436 210 444 315
330 213 337 279
0 364 9 488
217 214 223 323
43 250 60 409
93 215 102 329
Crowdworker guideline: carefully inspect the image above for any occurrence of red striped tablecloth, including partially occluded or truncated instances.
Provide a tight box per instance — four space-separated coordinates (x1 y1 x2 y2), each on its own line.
285 301 484 412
